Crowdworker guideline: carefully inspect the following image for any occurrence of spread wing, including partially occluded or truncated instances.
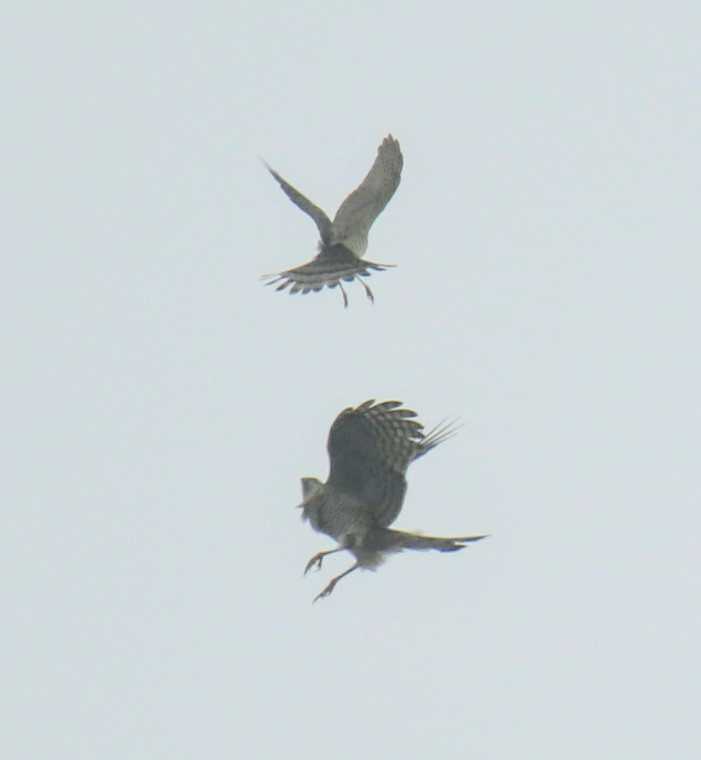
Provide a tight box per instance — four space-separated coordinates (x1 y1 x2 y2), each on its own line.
331 135 403 257
264 162 332 244
326 400 455 527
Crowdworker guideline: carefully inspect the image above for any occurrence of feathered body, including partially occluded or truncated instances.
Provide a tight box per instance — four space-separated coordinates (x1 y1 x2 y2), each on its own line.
263 135 403 306
298 400 487 601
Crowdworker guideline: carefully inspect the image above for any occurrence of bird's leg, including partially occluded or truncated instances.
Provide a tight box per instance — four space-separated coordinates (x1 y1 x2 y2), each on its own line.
337 280 349 308
303 547 344 575
313 563 359 603
357 277 375 304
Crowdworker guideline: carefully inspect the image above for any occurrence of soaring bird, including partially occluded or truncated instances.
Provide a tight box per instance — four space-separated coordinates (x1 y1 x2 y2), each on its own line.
263 135 403 306
298 400 487 602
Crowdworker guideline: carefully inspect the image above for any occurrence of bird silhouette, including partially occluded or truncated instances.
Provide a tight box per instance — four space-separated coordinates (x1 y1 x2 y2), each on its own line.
263 135 403 306
298 400 487 601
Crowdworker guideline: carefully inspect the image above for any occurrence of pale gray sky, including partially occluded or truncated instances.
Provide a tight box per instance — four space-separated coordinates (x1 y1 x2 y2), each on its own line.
5 2 700 758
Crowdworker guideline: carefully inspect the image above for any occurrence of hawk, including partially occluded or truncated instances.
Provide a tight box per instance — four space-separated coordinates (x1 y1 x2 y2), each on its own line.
263 135 403 306
298 400 487 602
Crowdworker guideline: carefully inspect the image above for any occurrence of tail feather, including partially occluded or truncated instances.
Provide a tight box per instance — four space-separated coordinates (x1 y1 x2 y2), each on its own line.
261 244 394 307
377 528 488 553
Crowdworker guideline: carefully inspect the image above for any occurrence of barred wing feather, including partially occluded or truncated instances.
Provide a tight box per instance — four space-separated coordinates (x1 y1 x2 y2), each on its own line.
326 400 451 528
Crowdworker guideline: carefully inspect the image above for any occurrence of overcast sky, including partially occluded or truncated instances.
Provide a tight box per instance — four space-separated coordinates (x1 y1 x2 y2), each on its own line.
5 2 700 758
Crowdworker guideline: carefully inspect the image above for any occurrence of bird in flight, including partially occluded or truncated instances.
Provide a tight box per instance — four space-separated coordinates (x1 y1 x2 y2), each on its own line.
262 135 403 306
297 400 487 602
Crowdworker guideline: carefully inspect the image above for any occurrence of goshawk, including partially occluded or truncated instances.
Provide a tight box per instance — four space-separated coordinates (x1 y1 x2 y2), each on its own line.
263 135 403 306
298 400 487 601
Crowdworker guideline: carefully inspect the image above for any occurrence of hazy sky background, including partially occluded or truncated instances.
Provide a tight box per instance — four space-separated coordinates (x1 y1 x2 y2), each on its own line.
5 2 700 758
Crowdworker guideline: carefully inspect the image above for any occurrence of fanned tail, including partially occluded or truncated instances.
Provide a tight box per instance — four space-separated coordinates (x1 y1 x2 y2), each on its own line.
261 244 394 307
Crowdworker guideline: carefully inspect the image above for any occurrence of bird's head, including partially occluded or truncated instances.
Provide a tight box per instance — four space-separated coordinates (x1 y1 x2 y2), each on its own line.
297 477 324 508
